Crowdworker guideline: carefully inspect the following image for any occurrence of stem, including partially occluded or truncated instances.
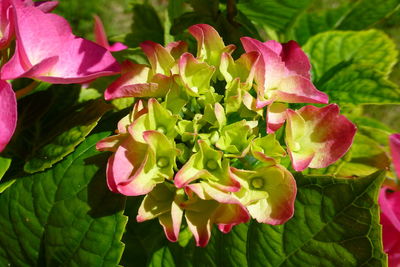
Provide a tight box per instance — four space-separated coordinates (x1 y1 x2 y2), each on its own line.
15 81 40 100
226 0 239 26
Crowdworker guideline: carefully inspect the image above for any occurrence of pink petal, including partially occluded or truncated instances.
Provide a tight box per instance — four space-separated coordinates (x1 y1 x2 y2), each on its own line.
0 80 16 152
2 5 119 83
93 14 110 49
390 134 400 178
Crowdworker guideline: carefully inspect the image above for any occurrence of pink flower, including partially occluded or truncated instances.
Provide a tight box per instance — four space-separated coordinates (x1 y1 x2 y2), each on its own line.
93 15 127 52
379 186 400 266
240 37 328 108
0 80 16 152
1 4 120 83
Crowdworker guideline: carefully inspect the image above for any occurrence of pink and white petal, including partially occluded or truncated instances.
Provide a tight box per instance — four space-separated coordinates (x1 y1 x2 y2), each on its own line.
280 40 311 79
0 80 17 152
273 75 328 104
266 102 287 133
390 134 400 178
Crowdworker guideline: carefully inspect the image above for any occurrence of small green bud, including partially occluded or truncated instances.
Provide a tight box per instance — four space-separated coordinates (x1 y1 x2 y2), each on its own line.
206 159 218 170
157 157 169 168
250 177 264 189
156 125 167 134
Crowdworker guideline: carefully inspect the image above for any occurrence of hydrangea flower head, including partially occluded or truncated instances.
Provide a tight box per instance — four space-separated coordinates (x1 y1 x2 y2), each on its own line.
97 24 356 246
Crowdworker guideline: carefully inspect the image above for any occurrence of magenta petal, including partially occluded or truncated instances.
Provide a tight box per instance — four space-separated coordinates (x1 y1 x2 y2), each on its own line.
0 80 17 152
390 134 400 178
280 40 311 79
379 187 400 265
1 5 120 83
0 0 14 50
109 42 128 52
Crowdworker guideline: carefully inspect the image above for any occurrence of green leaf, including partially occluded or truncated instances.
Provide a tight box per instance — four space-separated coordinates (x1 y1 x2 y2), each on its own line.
336 134 390 177
303 30 398 81
168 0 186 22
0 157 14 193
125 4 164 47
148 246 176 267
24 100 111 173
237 0 314 32
289 5 351 45
337 0 400 31
120 198 168 266
0 157 11 181
248 173 386 266
318 64 400 105
291 0 400 44
174 171 386 266
0 132 127 265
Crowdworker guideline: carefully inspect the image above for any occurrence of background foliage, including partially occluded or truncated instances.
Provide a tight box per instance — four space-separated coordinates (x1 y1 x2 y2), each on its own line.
1 0 399 266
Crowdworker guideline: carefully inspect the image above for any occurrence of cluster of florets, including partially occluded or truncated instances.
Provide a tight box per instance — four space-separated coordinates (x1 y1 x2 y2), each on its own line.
97 24 357 247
